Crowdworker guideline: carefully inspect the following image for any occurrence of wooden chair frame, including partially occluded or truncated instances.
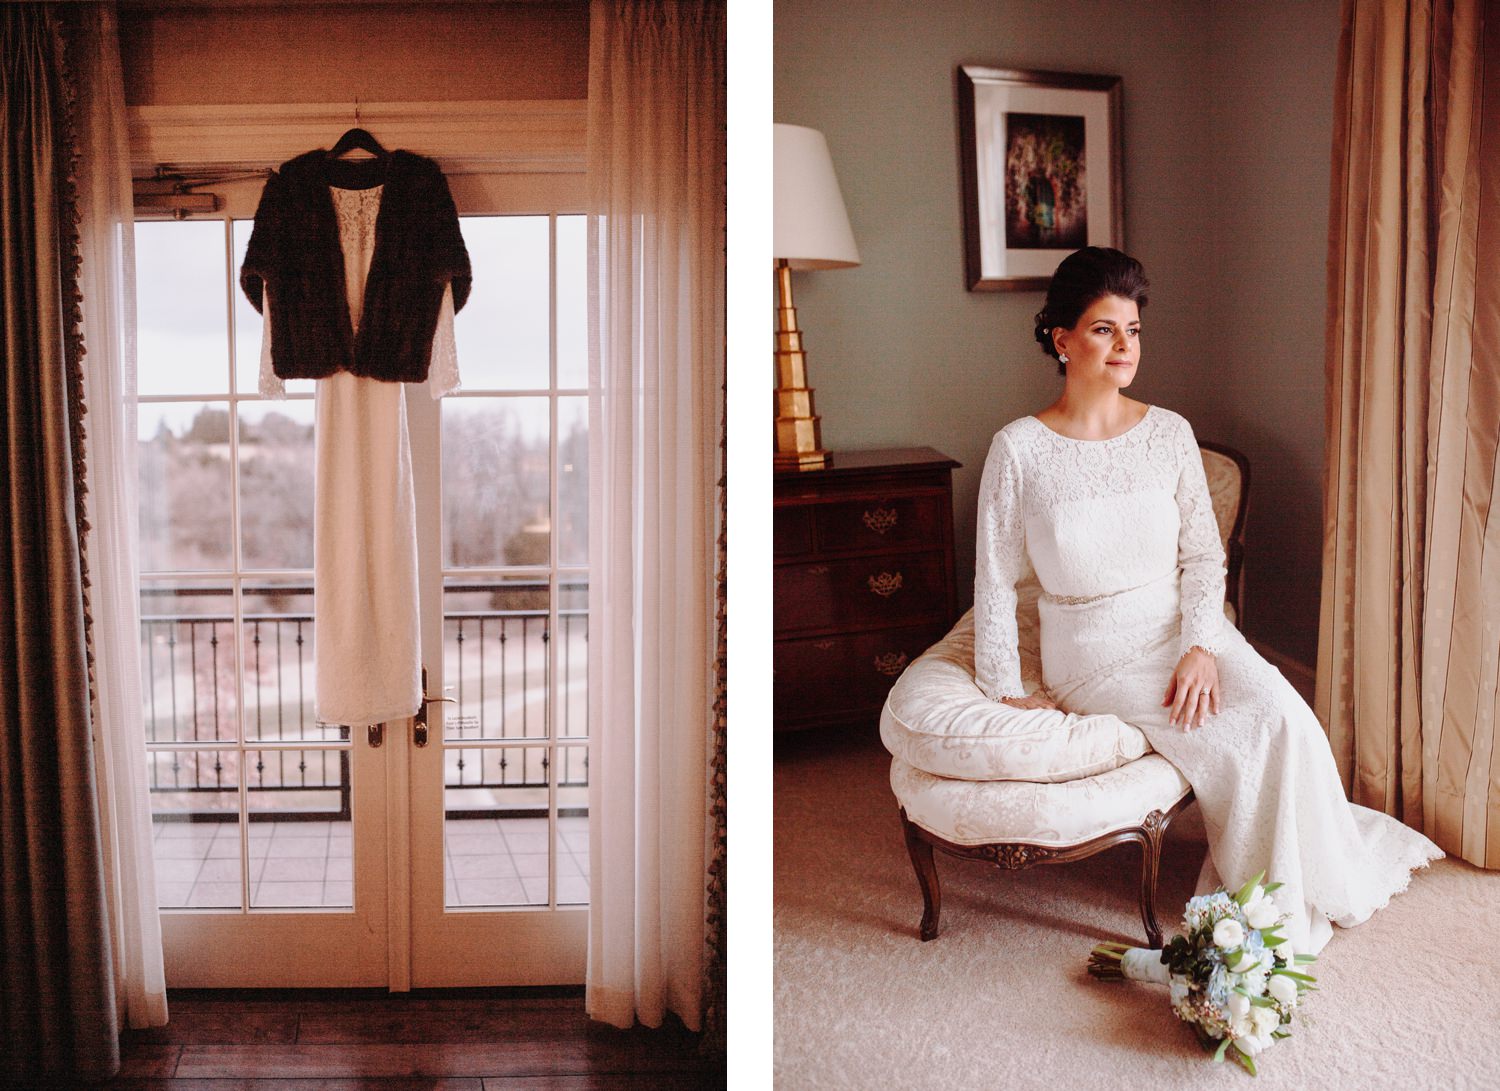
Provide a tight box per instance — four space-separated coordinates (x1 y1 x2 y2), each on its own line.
1199 440 1251 630
899 790 1195 949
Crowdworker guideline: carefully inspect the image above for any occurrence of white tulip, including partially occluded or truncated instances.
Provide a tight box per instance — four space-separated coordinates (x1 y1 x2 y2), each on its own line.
1229 950 1259 973
1229 1014 1252 1041
1250 1005 1280 1037
1235 1035 1265 1057
1275 942 1295 963
1267 974 1299 1006
1245 898 1280 930
1228 993 1250 1018
1213 918 1245 948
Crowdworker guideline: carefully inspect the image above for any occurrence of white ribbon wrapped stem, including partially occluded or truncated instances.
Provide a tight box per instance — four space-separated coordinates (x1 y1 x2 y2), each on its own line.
1120 947 1172 985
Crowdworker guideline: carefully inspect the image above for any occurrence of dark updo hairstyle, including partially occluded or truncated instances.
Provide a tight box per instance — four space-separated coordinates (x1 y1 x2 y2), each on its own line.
1033 247 1149 376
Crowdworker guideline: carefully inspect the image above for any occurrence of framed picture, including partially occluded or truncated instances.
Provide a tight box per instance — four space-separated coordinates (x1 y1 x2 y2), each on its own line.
957 66 1123 292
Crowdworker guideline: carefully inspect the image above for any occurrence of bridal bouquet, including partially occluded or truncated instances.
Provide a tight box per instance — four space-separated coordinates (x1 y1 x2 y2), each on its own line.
1087 872 1318 1075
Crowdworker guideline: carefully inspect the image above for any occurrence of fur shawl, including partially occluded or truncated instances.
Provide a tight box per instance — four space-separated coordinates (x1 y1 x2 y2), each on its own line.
239 149 472 383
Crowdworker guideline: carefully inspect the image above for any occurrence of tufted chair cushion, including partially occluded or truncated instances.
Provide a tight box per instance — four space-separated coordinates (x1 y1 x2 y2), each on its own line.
891 752 1191 846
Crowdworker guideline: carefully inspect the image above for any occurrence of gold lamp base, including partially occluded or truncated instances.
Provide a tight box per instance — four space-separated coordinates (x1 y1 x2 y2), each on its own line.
773 259 830 471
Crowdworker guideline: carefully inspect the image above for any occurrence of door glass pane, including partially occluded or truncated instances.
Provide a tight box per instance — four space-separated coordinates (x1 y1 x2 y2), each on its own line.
445 746 550 908
557 396 587 567
556 759 588 906
454 216 550 390
136 220 230 397
556 215 586 389
237 401 316 569
139 402 234 571
443 578 550 743
149 749 240 909
248 747 352 908
558 578 587 740
140 583 239 744
442 396 550 568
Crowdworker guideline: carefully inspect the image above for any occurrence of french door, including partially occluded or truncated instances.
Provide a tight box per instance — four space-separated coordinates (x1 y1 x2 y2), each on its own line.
139 170 589 987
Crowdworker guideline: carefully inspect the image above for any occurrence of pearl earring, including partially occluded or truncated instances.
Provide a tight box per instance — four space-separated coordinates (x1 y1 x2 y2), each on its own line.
1058 353 1070 364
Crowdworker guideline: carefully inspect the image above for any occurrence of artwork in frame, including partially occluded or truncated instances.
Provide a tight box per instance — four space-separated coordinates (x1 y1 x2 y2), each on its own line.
957 66 1123 291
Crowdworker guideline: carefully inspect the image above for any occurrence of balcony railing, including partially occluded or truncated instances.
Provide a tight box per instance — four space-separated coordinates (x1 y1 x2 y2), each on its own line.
141 581 587 822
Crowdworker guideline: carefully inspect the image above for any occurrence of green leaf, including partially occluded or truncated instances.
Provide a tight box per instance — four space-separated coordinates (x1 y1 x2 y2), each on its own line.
1294 954 1318 964
1232 1047 1258 1076
1234 871 1266 905
1272 1030 1291 1040
1214 1037 1232 1063
1261 881 1283 893
1248 994 1277 1008
1274 969 1317 983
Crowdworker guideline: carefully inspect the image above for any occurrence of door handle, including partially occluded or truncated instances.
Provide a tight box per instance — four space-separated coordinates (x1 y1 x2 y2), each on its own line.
413 666 453 748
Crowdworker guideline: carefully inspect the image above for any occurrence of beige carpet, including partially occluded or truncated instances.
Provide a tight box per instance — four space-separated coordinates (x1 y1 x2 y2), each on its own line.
774 730 1500 1090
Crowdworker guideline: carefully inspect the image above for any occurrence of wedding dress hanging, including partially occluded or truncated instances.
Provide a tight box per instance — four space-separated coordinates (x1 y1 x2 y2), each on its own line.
258 184 458 726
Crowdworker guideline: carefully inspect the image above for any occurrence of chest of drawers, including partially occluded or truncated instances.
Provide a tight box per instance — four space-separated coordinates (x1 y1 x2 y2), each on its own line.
774 447 960 732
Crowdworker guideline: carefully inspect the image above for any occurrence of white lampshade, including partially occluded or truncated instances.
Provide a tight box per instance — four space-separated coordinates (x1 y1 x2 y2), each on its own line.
774 124 861 270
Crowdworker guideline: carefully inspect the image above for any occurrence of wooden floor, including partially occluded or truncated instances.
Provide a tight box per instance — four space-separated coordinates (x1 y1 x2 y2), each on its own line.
100 987 724 1090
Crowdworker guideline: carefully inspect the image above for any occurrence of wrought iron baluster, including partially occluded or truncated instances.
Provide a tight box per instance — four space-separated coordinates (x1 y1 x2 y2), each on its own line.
252 620 262 741
167 620 179 745
210 622 221 742
276 618 285 740
456 618 466 785
189 619 200 743
145 619 158 744
500 618 509 739
296 620 306 739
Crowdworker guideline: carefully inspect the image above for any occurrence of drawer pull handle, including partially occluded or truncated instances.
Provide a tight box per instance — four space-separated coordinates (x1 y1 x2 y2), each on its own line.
863 507 899 534
868 571 903 597
813 639 835 651
873 651 908 677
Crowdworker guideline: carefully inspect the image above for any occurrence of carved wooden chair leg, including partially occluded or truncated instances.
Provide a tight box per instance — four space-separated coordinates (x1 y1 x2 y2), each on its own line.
899 809 942 941
1137 808 1169 949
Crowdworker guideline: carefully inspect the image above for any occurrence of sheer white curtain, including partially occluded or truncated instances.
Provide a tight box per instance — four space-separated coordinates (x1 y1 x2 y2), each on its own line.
585 0 725 1031
70 1 167 1029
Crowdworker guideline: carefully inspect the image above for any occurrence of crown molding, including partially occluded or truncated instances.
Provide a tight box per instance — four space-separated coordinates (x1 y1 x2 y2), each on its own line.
128 99 586 173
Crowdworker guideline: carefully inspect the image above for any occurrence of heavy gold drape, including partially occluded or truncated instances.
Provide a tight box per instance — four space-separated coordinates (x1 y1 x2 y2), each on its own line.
1318 0 1499 868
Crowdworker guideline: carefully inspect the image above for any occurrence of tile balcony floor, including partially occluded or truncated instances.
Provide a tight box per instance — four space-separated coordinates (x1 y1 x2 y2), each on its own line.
151 815 590 909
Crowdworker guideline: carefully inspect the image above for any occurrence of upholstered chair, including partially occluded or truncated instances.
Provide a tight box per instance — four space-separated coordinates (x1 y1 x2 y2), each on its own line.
884 442 1250 948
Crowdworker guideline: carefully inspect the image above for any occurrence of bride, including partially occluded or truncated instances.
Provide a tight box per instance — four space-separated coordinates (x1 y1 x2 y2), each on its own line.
973 246 1442 954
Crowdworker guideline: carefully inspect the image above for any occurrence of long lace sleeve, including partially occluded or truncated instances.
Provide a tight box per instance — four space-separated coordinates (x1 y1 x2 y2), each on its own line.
258 291 286 399
974 430 1028 700
1174 416 1228 657
426 283 460 399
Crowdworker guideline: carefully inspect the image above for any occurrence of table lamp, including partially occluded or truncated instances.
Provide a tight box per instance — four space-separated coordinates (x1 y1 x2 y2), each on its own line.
773 124 861 470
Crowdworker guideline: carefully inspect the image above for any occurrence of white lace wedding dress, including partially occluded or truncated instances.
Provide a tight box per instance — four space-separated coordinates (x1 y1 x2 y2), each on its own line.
258 184 460 726
974 405 1442 954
